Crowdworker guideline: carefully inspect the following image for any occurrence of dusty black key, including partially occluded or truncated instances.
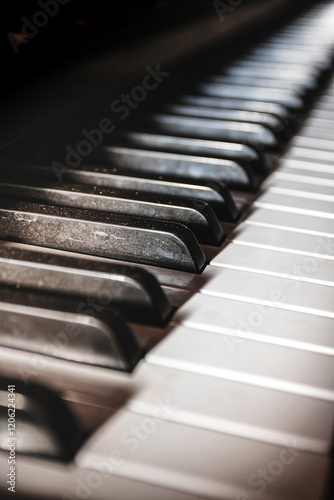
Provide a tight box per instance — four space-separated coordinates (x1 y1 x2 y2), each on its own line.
0 378 84 461
198 83 304 111
180 95 290 122
94 145 257 190
8 164 239 221
0 286 142 371
0 181 224 246
120 131 266 174
0 240 203 303
146 113 279 149
0 245 172 325
0 199 206 273
166 103 285 135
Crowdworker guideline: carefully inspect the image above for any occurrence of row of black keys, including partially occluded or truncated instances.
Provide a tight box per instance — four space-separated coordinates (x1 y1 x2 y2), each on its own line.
1 29 332 273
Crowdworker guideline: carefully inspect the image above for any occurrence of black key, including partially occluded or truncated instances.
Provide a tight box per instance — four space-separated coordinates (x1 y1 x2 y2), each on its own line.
8 164 239 221
245 48 332 70
0 240 202 303
0 199 206 273
146 113 279 149
0 378 84 461
198 83 304 111
95 145 257 190
121 131 266 174
227 60 321 80
166 103 285 135
208 74 310 96
0 181 224 246
180 94 290 122
0 245 172 325
221 65 317 90
0 286 142 371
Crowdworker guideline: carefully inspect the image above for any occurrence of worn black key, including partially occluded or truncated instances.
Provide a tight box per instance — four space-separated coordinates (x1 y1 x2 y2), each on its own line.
0 378 84 461
9 164 239 221
198 83 304 111
0 244 172 325
0 286 142 371
0 199 206 273
0 181 224 246
0 240 203 306
166 103 285 135
146 113 279 149
120 131 265 174
94 145 257 190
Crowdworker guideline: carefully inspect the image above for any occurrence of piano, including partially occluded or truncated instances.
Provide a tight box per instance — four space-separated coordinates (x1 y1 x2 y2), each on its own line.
1 0 334 498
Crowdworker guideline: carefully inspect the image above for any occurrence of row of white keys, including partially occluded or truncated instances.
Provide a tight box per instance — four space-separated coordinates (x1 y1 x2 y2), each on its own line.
0 345 331 500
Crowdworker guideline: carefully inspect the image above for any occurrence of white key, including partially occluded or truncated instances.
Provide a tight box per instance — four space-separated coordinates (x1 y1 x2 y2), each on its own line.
269 171 334 188
211 243 334 285
280 158 334 174
77 408 329 500
262 175 334 198
298 126 334 142
254 191 334 217
246 208 334 236
231 223 334 260
200 267 334 318
292 136 334 152
303 117 334 130
130 364 334 454
310 109 334 121
174 293 334 355
147 325 334 400
279 166 334 183
285 146 334 165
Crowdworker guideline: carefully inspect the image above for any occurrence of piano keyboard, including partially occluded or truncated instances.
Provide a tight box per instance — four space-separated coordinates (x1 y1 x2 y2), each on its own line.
1 1 334 499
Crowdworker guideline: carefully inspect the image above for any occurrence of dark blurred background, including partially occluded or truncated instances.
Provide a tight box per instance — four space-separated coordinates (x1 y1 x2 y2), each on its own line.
3 0 214 88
